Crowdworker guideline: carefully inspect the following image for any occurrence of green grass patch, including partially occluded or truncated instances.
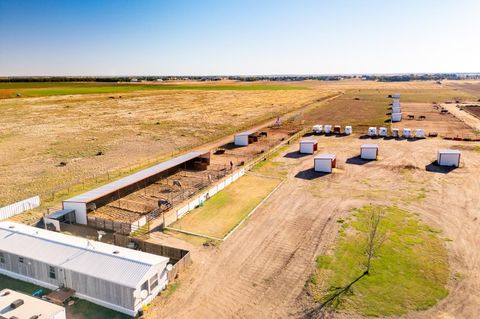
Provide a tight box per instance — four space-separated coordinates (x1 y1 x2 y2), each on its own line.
309 205 449 317
170 174 280 238
0 82 307 98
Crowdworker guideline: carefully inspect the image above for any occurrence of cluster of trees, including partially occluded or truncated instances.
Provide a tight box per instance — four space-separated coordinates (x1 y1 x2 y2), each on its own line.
1 73 479 83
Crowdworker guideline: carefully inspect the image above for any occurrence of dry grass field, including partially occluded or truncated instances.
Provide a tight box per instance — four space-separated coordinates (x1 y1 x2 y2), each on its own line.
0 82 331 207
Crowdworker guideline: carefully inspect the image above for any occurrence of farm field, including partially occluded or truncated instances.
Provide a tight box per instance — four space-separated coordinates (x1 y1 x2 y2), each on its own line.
0 81 307 98
0 81 332 208
169 174 281 239
147 134 480 319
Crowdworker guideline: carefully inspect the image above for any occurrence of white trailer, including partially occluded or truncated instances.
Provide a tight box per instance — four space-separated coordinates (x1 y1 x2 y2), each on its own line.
437 150 461 167
360 144 379 160
379 127 388 137
415 129 425 138
314 154 336 173
312 125 323 134
344 126 353 135
392 112 402 122
299 140 318 154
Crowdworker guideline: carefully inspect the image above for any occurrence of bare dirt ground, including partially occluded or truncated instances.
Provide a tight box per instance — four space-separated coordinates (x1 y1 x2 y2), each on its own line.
442 103 480 133
391 102 476 137
147 135 480 319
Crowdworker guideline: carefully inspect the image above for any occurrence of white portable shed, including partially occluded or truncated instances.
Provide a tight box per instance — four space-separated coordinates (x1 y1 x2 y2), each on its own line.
368 127 377 137
391 128 399 137
437 150 461 167
379 127 388 137
234 132 250 146
392 99 400 107
314 154 336 173
360 144 379 160
299 140 318 154
312 125 323 134
344 126 353 135
392 93 401 99
324 125 332 134
392 106 401 113
392 112 402 122
403 128 412 138
415 129 425 138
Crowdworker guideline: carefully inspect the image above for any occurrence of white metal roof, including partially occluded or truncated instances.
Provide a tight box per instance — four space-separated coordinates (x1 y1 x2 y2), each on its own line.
0 222 169 288
361 144 379 148
300 139 317 144
64 151 208 204
438 149 461 154
0 289 64 318
315 154 336 160
235 130 256 136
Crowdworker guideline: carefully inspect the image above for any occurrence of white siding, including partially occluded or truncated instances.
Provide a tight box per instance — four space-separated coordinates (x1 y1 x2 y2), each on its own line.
234 134 249 146
314 159 332 173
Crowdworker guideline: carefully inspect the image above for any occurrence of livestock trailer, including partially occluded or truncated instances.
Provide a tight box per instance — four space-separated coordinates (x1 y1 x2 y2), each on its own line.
360 144 379 160
314 154 337 173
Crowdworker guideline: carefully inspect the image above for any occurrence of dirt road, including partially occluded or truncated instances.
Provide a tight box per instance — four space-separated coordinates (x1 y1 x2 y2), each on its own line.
148 136 480 319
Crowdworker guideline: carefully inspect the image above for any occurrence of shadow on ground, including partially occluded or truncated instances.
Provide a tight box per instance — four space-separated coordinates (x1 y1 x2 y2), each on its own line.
425 161 457 174
284 151 310 159
295 168 331 180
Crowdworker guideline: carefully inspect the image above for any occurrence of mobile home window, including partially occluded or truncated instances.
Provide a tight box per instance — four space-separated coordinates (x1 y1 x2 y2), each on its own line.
18 257 24 264
149 274 158 291
49 266 56 279
0 252 4 264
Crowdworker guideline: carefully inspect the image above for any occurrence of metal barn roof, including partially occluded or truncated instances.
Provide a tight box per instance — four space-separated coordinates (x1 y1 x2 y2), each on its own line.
315 154 336 160
0 222 169 288
300 139 317 144
64 150 208 204
361 144 379 148
235 130 256 136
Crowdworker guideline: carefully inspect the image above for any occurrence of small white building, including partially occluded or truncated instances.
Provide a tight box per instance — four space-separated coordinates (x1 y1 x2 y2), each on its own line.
379 127 388 137
234 132 251 146
324 125 332 134
437 150 461 167
392 128 399 137
344 126 353 135
314 154 336 173
392 99 400 107
392 112 402 122
312 125 323 134
299 140 318 154
415 129 425 138
392 93 401 99
368 127 377 137
360 144 379 160
403 128 412 138
392 106 401 113
0 289 66 319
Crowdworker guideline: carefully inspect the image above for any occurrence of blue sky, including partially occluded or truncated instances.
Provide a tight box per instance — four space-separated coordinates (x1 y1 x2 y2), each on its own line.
1 0 479 76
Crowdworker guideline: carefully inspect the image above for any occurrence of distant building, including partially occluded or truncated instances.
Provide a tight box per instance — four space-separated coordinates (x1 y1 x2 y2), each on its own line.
130 78 139 82
0 222 170 316
0 288 66 319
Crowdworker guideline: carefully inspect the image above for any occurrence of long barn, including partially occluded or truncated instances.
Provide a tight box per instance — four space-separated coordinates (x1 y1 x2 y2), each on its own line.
63 150 210 224
0 222 169 316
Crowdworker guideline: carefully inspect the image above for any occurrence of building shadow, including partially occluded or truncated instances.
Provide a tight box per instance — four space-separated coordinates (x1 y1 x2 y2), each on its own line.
345 156 370 165
359 134 370 139
425 161 457 174
303 132 316 137
295 168 330 180
284 151 310 159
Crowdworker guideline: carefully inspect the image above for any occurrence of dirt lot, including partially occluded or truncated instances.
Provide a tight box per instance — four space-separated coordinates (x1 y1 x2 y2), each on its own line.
146 135 480 319
391 102 476 138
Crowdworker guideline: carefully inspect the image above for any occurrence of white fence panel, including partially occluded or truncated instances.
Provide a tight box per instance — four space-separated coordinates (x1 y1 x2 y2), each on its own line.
0 196 40 220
